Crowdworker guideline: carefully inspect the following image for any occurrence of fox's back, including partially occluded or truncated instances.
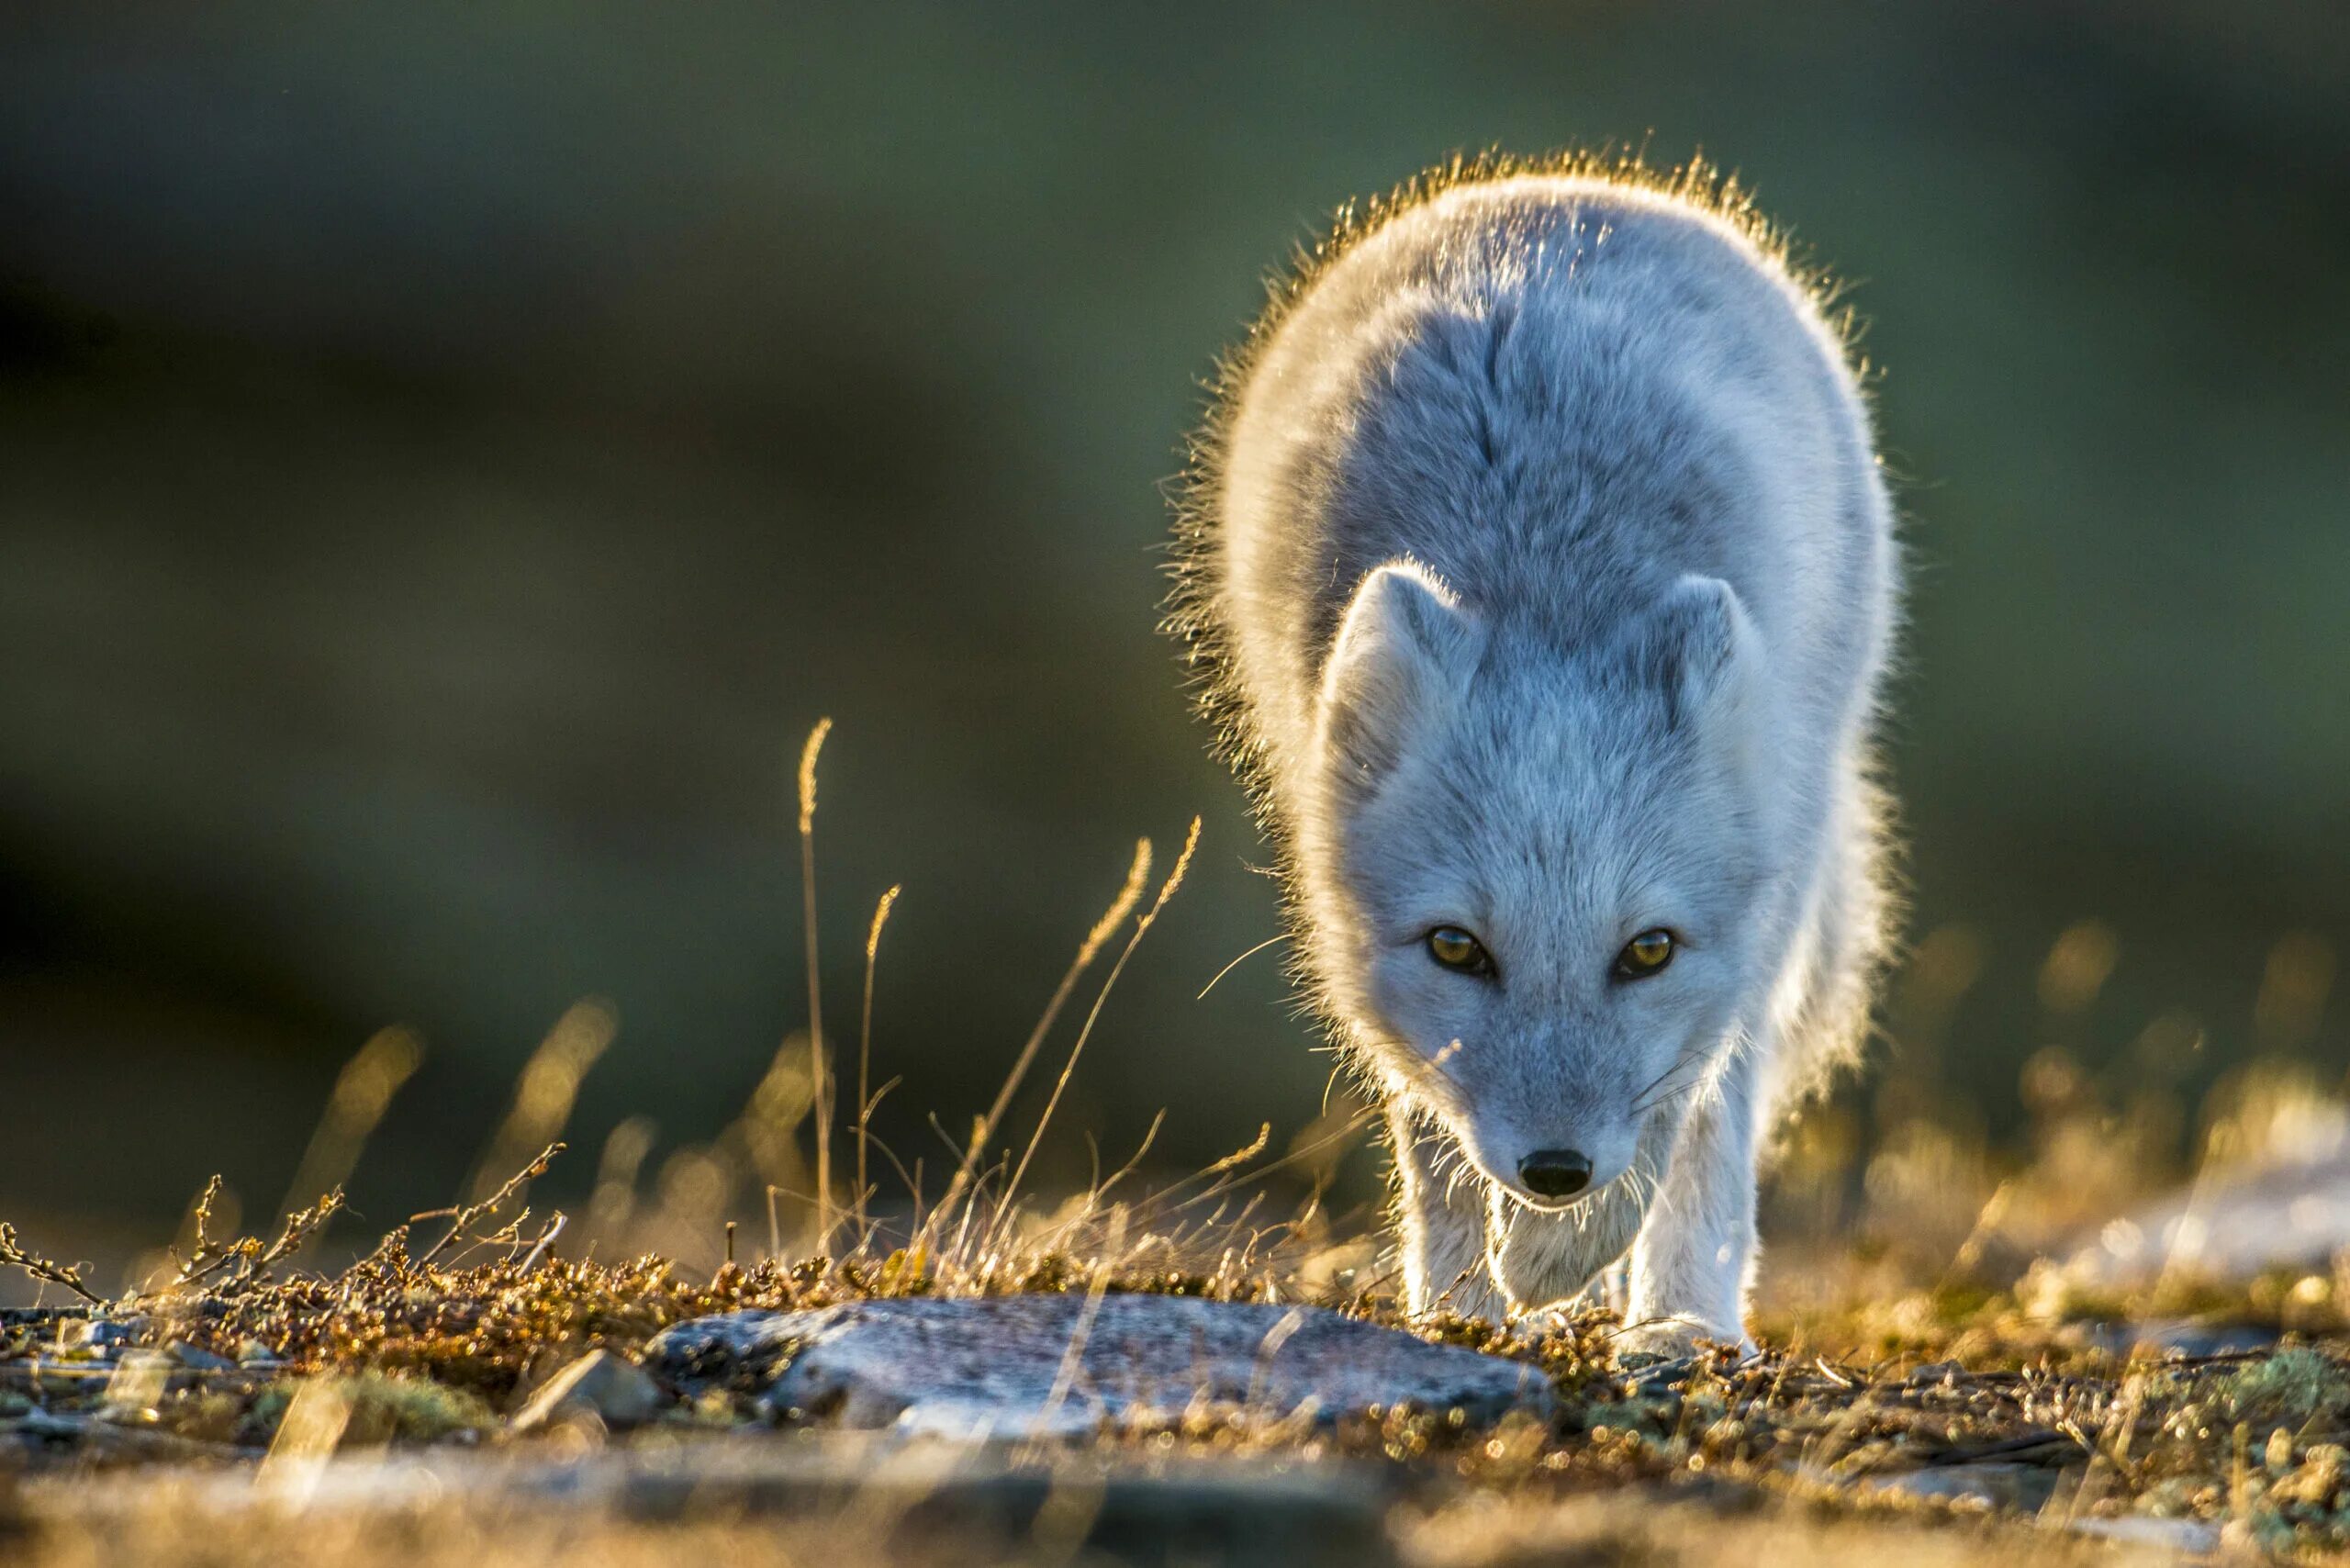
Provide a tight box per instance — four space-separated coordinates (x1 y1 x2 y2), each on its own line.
1171 162 1907 1332
1202 172 1893 815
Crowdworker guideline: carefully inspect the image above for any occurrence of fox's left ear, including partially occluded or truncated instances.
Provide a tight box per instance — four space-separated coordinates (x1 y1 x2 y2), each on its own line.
1643 575 1762 741
1316 561 1477 790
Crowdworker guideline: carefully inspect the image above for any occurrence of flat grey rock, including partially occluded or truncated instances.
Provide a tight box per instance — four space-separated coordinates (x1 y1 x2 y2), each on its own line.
1867 1462 2059 1513
647 1294 1555 1438
2077 1318 2278 1359
2070 1515 2224 1554
2062 1139 2350 1286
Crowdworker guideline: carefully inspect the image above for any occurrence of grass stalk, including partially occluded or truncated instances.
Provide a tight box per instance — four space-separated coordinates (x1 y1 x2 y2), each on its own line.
856 883 901 1247
990 818 1200 1252
911 837 1153 1262
798 718 834 1254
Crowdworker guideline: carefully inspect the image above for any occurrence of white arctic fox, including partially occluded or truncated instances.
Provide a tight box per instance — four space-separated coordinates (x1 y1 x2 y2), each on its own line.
1169 159 1898 1350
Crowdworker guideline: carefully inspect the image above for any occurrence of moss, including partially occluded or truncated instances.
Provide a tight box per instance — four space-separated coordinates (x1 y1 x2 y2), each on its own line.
330 1373 496 1445
11 1188 2350 1557
2211 1348 2349 1424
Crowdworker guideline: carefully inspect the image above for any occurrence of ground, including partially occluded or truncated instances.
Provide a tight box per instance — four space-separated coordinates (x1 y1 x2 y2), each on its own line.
6 1193 2350 1566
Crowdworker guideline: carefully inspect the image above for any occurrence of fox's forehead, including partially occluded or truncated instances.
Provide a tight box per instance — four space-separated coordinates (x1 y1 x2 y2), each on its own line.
1443 664 1694 812
1368 700 1736 913
1454 767 1718 926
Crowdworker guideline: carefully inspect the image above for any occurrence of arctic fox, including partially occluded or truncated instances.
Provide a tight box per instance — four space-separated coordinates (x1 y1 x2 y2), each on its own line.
1169 158 1898 1350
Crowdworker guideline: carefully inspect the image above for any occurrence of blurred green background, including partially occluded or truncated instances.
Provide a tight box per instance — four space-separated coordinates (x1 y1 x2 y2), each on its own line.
3 1 2345 1286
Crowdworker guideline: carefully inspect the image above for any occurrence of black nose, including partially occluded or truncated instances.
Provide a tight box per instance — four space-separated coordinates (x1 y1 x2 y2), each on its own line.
1518 1148 1593 1199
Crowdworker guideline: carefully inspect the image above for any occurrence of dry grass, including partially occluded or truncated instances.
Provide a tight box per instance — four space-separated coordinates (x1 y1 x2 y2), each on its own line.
5 727 2348 1562
6 1125 2350 1562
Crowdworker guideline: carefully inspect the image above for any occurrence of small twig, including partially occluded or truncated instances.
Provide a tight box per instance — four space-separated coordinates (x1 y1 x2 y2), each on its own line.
238 1189 347 1290
165 1186 348 1299
343 1223 410 1278
519 1213 567 1272
0 1222 104 1305
483 1208 534 1254
171 1175 230 1284
416 1143 563 1268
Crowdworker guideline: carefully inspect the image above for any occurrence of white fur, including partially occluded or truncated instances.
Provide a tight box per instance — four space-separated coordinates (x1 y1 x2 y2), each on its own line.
1189 172 1898 1347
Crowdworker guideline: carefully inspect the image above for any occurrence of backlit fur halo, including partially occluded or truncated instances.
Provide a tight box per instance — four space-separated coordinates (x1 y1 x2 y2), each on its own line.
1160 148 1873 841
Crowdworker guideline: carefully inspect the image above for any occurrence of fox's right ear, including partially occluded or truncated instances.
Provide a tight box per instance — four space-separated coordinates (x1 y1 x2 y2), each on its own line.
1316 562 1474 788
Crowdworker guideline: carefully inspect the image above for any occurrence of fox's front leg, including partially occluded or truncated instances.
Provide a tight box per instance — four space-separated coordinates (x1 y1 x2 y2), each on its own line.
1483 1165 1648 1316
1388 1103 1507 1323
1623 1036 1763 1355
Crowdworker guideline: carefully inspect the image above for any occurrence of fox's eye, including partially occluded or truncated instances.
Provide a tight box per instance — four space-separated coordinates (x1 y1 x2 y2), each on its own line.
1614 928 1676 979
1426 926 1494 976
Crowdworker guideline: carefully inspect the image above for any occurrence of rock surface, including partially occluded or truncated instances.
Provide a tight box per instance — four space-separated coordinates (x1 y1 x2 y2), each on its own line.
510 1349 666 1432
1865 1462 2060 1513
2076 1318 2279 1358
647 1294 1555 1437
2061 1137 2350 1286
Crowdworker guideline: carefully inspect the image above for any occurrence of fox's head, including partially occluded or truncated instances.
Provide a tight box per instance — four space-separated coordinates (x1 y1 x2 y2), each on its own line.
1298 560 1780 1212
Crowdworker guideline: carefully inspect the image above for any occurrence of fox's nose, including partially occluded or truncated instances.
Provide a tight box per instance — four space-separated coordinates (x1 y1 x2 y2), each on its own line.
1518 1148 1594 1199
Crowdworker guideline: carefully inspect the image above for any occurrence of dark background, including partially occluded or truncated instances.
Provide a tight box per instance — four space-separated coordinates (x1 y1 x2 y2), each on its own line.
4 1 2345 1286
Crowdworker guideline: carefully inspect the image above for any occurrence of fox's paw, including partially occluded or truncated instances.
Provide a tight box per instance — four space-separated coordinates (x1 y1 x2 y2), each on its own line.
1503 1304 1580 1345
1612 1314 1755 1365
